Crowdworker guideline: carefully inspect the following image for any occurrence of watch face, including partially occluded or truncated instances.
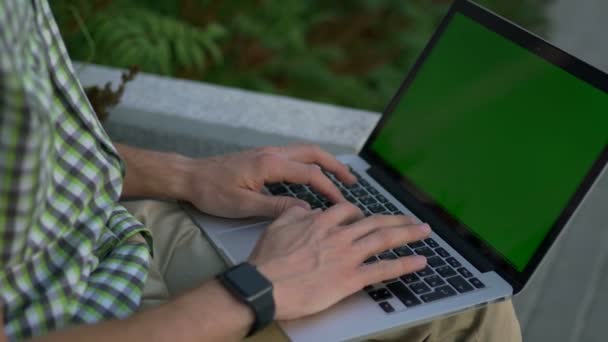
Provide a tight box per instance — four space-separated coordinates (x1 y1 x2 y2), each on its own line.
225 264 271 299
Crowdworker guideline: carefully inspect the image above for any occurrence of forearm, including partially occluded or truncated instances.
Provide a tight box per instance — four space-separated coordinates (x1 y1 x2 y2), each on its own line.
115 143 193 200
25 280 253 342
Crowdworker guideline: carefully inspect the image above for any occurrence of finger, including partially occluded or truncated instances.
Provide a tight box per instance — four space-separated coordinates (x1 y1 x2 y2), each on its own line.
280 144 357 185
272 206 319 227
353 224 431 259
262 158 345 203
344 215 420 241
358 256 428 286
317 202 363 228
240 190 311 218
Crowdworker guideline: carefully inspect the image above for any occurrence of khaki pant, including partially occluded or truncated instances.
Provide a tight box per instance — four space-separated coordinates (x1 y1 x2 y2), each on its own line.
122 200 522 342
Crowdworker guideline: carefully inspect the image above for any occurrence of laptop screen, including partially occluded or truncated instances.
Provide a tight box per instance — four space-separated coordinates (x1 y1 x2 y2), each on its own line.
368 13 608 272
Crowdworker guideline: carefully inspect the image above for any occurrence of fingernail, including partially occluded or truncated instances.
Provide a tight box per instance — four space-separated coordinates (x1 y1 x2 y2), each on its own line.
297 201 311 210
418 223 431 234
412 255 427 267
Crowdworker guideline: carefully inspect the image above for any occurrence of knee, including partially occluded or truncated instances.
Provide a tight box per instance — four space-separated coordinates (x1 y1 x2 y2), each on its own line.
470 300 522 342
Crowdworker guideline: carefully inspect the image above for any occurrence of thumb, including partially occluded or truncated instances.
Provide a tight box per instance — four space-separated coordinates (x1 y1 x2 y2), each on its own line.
244 191 311 218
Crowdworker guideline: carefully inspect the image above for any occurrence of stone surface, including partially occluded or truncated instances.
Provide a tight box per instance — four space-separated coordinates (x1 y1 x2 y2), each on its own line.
547 0 608 73
76 63 379 157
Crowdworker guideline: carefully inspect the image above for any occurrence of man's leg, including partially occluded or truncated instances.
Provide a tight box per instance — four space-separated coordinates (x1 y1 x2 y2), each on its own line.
369 300 520 341
122 200 521 342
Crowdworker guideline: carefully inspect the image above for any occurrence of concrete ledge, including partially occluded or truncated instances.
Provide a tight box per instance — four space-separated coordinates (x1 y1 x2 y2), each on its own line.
76 63 380 156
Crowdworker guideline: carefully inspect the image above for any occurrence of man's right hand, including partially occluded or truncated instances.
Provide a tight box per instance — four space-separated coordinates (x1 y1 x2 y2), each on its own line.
249 203 431 320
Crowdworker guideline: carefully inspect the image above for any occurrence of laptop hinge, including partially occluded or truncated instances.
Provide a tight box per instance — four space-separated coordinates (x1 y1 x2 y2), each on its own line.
367 166 495 273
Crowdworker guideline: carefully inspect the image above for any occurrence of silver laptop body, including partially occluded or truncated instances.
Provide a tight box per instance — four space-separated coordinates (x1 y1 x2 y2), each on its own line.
184 1 608 341
183 153 512 341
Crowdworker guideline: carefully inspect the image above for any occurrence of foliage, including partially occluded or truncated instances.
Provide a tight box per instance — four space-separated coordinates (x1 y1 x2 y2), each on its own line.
84 66 138 121
51 0 552 112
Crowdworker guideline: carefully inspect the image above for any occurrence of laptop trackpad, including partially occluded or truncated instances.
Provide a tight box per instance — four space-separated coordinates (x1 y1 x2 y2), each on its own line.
216 223 267 263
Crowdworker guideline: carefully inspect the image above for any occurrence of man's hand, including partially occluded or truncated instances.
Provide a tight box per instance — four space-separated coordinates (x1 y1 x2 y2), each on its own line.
183 144 357 218
249 203 430 320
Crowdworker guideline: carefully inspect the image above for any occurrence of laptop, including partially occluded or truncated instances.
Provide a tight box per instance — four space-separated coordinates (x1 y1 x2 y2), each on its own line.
184 0 608 340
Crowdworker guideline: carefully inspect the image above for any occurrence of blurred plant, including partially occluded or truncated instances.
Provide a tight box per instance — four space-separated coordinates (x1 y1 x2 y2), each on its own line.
85 66 139 121
51 0 552 112
52 0 226 75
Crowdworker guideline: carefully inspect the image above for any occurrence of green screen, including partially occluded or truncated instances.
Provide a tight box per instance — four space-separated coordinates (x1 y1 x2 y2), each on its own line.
370 13 607 271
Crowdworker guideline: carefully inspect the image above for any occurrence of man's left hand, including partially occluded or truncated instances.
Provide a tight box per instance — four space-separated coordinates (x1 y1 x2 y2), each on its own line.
182 144 357 218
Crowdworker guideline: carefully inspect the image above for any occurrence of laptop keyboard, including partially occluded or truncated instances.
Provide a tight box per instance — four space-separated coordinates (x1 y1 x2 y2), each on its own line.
266 168 402 216
266 166 485 314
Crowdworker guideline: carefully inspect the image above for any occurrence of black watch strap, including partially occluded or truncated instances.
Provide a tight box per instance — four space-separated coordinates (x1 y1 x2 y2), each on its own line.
218 262 275 337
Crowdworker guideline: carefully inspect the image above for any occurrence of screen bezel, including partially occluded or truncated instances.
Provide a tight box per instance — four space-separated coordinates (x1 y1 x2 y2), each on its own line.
360 0 608 293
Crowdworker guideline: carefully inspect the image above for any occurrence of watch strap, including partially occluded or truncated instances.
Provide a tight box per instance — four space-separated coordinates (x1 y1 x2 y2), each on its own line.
218 262 275 337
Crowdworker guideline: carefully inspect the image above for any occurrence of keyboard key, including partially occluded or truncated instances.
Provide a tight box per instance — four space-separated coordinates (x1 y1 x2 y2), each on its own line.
446 257 462 268
368 288 392 301
457 267 474 278
409 281 432 294
436 265 457 278
367 187 380 195
309 199 323 209
417 266 435 277
345 194 356 203
414 247 436 257
345 182 361 190
352 188 368 197
267 184 288 195
386 282 421 307
382 278 399 284
392 210 404 215
364 210 372 217
296 193 317 203
400 273 420 284
435 247 450 258
408 241 426 249
424 275 446 287
379 301 395 313
360 196 377 205
368 203 385 213
364 255 378 264
385 203 398 211
376 194 389 203
288 184 307 193
469 277 486 289
427 256 446 268
425 238 439 248
378 251 397 260
363 285 374 292
359 179 370 187
447 276 475 293
420 285 457 303
393 246 414 257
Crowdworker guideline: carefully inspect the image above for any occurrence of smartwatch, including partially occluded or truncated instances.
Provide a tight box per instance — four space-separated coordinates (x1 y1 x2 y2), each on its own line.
217 262 275 337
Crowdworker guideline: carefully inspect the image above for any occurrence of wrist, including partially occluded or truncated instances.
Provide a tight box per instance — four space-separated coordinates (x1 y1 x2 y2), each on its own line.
117 143 197 200
208 279 256 336
169 153 198 201
174 279 255 340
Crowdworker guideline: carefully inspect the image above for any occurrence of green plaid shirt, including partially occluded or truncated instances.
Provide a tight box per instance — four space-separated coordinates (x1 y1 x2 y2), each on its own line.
0 0 152 339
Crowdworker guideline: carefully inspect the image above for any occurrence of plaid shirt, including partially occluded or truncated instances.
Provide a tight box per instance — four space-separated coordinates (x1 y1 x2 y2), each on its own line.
0 0 152 339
